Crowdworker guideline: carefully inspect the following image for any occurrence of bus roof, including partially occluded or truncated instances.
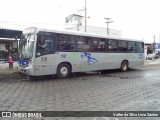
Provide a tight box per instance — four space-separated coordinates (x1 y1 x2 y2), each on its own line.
25 27 144 42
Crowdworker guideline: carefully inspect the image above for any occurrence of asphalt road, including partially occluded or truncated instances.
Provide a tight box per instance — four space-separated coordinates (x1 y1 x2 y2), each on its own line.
0 62 160 120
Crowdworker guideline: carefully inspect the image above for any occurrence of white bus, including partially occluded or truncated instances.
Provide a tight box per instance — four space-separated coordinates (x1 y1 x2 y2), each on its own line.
17 27 144 78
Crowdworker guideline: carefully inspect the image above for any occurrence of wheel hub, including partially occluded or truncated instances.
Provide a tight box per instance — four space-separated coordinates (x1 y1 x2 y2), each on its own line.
60 67 68 75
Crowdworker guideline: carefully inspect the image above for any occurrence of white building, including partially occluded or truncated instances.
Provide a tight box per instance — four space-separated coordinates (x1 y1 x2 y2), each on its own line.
65 25 121 37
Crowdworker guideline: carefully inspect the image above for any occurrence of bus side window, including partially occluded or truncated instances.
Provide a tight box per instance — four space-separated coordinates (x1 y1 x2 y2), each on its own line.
93 38 105 52
77 36 91 51
107 39 117 52
58 34 76 51
36 35 55 57
128 41 136 52
136 42 144 53
36 35 45 56
118 40 127 52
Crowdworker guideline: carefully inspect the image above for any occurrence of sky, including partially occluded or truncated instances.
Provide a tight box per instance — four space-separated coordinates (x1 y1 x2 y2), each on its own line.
0 0 160 43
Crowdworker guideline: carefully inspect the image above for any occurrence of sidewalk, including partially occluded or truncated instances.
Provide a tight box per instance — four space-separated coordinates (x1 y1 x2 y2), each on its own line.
0 61 22 80
0 61 18 75
0 61 18 69
143 58 160 65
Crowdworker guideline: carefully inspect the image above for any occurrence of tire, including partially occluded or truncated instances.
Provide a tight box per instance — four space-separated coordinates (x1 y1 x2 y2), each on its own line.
57 63 71 78
120 61 128 72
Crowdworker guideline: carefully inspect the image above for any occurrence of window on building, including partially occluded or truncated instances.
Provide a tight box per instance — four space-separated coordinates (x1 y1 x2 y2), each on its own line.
58 34 76 51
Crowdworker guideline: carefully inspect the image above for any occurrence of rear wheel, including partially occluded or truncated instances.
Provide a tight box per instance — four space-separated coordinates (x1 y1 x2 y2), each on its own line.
120 61 128 72
57 63 71 78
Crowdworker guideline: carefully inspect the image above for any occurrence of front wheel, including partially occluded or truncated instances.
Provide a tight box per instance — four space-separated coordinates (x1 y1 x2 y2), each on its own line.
120 61 128 72
57 63 71 79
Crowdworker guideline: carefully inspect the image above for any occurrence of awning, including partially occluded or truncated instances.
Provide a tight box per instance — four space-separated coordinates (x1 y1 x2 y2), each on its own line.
0 28 22 39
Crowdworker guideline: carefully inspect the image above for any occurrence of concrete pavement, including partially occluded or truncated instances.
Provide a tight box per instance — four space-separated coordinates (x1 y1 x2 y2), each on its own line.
0 59 160 120
0 60 160 120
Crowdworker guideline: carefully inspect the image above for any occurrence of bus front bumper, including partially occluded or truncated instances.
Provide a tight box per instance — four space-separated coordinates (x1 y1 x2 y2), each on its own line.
17 66 33 76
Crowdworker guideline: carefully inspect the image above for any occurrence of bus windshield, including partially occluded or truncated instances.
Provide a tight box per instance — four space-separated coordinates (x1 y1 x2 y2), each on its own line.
20 34 35 59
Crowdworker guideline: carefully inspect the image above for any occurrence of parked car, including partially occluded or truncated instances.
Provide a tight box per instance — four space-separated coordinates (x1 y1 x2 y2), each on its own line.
146 54 155 60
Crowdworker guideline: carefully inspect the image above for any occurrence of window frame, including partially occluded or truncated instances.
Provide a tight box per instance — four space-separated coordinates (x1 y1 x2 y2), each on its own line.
117 40 128 53
36 31 144 54
92 37 106 52
36 33 56 57
127 41 136 53
107 39 118 52
135 42 144 53
76 35 92 52
57 34 76 52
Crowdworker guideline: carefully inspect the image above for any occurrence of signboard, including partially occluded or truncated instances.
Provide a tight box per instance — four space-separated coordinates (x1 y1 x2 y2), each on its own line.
155 43 160 49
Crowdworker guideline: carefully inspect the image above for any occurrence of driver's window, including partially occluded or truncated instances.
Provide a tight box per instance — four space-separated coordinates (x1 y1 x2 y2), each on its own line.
36 35 55 57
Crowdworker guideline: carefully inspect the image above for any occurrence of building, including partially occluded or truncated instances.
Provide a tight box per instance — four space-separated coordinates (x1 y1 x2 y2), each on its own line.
144 43 160 59
145 43 155 54
155 43 160 55
0 28 22 59
65 25 121 37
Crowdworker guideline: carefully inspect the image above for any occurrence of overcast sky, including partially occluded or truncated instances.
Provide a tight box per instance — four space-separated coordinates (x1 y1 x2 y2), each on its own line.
0 0 160 43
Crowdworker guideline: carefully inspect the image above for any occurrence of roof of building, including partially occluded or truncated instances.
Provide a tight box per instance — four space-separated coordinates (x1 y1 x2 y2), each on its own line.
0 28 22 39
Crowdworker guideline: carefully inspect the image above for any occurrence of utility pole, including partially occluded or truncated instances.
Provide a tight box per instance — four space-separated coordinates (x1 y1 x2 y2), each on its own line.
84 0 87 32
65 12 84 31
65 0 88 32
73 14 84 31
153 35 156 54
104 18 114 35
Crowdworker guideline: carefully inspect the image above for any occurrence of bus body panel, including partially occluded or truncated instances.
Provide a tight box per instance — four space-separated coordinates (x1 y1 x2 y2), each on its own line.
30 52 144 76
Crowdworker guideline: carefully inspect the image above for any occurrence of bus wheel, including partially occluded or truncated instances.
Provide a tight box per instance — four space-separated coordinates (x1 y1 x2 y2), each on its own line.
57 63 71 78
120 61 128 72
